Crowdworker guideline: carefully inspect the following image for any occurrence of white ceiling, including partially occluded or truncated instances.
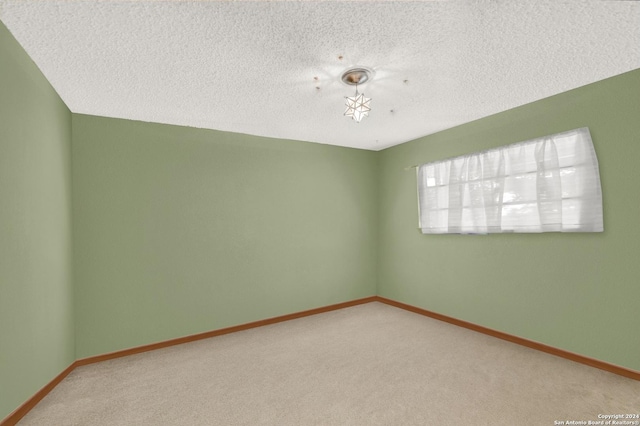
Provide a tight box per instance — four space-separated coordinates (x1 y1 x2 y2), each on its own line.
1 1 639 151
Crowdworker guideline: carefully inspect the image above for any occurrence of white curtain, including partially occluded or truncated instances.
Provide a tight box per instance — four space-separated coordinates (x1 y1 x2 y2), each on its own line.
417 128 603 234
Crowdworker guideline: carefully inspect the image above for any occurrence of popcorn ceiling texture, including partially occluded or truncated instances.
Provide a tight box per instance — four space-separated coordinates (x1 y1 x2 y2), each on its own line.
1 0 639 150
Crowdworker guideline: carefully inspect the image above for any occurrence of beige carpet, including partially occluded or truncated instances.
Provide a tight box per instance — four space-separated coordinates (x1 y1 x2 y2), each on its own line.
18 302 640 425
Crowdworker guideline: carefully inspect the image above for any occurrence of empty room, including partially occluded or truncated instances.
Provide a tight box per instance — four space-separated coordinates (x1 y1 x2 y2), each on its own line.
1 1 639 425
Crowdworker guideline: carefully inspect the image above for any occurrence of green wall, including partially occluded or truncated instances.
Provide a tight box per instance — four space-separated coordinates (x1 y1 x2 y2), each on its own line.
378 68 640 371
0 22 74 420
72 115 378 358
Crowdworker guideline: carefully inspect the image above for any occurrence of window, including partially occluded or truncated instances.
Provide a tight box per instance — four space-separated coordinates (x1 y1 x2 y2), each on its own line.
417 128 603 234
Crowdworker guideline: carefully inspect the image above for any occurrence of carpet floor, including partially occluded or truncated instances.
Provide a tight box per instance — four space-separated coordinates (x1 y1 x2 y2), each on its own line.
17 302 640 425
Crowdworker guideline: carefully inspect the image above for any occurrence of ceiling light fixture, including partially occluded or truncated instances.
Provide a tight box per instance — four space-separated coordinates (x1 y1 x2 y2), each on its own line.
341 67 373 123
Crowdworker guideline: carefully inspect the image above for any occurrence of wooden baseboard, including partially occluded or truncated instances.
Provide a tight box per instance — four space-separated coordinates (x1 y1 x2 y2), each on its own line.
373 296 640 381
0 361 77 426
3 294 638 425
75 296 378 367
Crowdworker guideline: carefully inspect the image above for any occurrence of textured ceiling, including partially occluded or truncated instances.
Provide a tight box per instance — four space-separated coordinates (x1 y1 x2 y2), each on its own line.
1 1 639 151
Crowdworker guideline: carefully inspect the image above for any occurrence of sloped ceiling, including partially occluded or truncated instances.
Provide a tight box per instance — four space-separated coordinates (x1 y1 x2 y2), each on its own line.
1 0 639 150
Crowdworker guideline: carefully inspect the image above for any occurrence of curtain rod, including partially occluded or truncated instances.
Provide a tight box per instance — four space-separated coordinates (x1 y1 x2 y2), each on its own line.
404 165 418 170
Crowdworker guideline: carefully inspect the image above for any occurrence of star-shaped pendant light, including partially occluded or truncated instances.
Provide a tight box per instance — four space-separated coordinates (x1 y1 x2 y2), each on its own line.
341 67 374 123
344 87 371 123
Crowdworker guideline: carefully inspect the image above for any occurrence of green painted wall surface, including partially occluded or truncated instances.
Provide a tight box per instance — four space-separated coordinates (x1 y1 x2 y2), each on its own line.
0 22 74 419
378 69 640 371
72 115 378 358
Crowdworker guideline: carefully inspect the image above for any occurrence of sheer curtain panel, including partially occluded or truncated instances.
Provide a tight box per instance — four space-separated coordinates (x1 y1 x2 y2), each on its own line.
417 128 603 234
